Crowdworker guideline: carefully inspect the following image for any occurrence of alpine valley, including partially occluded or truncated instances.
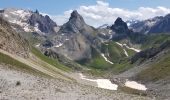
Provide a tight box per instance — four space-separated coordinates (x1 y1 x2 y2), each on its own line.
0 7 170 100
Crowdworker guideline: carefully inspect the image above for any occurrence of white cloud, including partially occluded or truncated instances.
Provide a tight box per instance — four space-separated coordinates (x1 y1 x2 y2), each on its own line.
45 1 170 27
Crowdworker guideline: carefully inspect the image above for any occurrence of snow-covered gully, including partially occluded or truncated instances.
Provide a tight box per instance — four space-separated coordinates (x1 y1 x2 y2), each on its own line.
123 49 129 57
101 53 114 64
116 42 141 57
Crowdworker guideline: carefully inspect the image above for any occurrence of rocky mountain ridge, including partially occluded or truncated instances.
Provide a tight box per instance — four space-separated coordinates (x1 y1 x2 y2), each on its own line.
0 8 58 35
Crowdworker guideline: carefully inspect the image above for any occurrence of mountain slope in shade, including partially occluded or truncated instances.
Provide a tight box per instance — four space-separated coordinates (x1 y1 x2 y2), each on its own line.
28 10 57 35
129 13 170 34
149 14 170 34
111 17 129 34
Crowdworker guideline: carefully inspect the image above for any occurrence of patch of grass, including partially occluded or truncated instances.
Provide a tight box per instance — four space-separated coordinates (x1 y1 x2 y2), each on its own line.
31 47 71 72
86 68 106 77
86 47 112 70
79 41 137 75
136 51 170 82
112 59 131 74
20 32 44 45
125 47 136 57
0 52 30 69
102 42 126 63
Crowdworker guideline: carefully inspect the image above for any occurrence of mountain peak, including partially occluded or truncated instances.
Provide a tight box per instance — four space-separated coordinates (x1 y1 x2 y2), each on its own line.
111 17 129 34
60 10 87 33
35 9 39 14
71 10 79 18
69 10 84 22
114 17 127 27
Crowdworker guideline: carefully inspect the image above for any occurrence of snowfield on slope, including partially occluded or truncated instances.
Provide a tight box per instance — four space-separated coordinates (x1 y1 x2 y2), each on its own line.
125 80 147 91
116 42 141 57
79 73 118 90
101 53 114 64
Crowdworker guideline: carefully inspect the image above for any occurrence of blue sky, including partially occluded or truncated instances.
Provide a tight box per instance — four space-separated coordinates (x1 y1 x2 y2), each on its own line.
1 0 170 26
1 0 170 15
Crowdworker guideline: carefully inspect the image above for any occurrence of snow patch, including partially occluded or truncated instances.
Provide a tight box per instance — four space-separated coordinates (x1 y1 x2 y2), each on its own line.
124 45 141 52
5 9 32 32
116 42 129 57
4 14 9 17
54 43 63 48
35 44 40 47
34 23 45 35
125 80 147 91
34 23 40 32
127 23 131 27
23 24 32 32
108 30 112 34
101 53 114 64
123 49 129 57
109 35 113 40
116 42 123 47
79 73 118 90
116 42 141 52
101 32 106 36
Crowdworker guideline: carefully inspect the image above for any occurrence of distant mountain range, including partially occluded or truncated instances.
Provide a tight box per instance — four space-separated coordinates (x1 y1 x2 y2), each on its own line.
128 15 170 34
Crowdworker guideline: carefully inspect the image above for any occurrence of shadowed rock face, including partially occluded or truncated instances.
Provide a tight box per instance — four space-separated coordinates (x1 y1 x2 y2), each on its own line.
129 16 163 34
111 17 129 34
0 17 29 58
129 14 170 34
131 40 170 63
149 14 170 34
28 10 57 34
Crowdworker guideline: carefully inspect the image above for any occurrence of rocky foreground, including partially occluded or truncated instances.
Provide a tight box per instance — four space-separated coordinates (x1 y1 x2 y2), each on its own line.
0 64 154 100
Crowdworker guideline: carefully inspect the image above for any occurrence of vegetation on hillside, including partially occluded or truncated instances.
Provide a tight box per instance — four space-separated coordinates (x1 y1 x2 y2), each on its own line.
0 52 44 75
141 34 170 50
31 47 71 71
135 50 170 82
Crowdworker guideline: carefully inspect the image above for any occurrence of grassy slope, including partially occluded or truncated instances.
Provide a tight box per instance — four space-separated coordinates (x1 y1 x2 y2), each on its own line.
85 47 112 70
125 47 136 57
0 52 46 76
101 42 126 62
31 47 71 72
102 41 137 74
136 50 170 82
0 52 30 69
80 41 136 75
84 34 170 76
141 34 170 50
